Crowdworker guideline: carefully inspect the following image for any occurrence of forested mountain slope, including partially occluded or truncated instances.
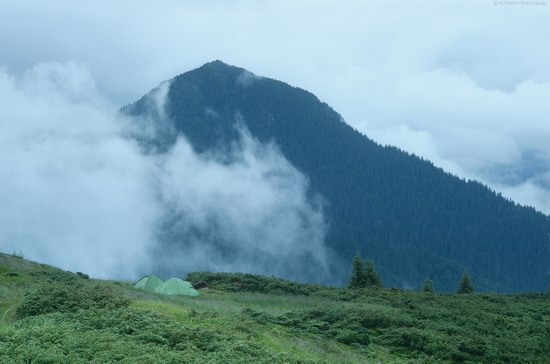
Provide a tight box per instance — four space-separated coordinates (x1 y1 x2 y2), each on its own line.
124 61 550 292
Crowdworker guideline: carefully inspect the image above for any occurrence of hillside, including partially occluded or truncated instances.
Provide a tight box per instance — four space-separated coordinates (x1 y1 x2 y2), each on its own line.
123 61 550 292
1 253 550 363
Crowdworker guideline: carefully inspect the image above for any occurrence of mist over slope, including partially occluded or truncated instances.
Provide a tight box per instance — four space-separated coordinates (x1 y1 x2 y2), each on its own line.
0 62 330 282
124 61 550 292
0 63 159 278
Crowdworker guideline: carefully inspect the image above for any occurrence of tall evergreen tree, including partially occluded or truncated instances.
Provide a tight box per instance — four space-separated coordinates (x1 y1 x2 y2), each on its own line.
422 277 434 293
457 270 475 294
348 252 365 289
364 259 383 288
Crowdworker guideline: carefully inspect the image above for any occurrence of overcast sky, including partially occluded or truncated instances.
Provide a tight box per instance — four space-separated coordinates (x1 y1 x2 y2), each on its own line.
1 0 549 216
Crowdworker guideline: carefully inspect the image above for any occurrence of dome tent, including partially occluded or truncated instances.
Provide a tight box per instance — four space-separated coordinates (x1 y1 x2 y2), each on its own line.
155 278 200 296
134 274 164 292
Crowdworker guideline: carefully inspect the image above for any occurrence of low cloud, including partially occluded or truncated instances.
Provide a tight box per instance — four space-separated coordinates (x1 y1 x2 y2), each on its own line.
0 62 330 281
358 68 550 214
152 127 328 282
0 62 159 278
1 1 549 215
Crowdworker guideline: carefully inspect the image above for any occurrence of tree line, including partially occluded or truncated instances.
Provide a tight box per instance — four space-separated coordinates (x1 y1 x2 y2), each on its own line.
349 253 475 294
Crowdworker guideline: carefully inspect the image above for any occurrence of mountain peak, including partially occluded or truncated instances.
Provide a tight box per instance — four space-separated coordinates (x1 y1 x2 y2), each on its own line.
203 59 232 68
194 60 244 75
172 60 250 89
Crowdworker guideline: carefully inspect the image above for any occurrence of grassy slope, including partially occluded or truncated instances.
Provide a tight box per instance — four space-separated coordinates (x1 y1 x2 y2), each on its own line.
1 253 549 364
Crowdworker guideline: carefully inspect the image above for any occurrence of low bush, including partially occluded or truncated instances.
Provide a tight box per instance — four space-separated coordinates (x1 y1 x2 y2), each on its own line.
16 282 131 318
29 269 80 285
76 272 90 279
186 272 318 295
242 307 371 347
1 307 308 363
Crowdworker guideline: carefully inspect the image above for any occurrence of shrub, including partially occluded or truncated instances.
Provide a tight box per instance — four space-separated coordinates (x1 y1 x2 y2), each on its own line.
242 307 371 347
3 307 303 364
16 282 131 318
76 272 90 279
185 272 319 295
29 269 80 285
336 329 370 346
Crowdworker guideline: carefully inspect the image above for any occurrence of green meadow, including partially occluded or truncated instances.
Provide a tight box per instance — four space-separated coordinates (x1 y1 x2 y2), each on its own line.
1 253 549 363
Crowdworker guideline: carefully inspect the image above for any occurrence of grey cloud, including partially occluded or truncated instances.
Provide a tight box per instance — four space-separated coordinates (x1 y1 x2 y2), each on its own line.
0 63 159 278
0 62 330 281
357 67 550 213
152 127 329 282
0 1 549 272
236 70 260 87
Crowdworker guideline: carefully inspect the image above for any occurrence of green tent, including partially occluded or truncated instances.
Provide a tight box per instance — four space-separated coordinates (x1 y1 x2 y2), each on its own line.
155 278 200 297
134 274 164 292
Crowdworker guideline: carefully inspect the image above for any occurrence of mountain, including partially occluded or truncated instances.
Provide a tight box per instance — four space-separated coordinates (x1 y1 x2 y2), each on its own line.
123 60 550 292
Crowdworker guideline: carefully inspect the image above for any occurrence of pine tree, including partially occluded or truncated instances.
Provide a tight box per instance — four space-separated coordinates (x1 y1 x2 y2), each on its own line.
422 277 434 293
348 253 366 289
457 270 475 294
364 259 383 288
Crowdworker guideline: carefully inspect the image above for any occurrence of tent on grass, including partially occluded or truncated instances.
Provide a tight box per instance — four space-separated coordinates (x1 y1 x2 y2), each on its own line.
134 274 164 292
155 277 200 296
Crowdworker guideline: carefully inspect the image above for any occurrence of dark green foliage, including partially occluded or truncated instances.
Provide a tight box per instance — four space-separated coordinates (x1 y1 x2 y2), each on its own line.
348 256 382 289
348 253 365 289
16 282 131 318
124 61 550 292
76 272 90 279
28 269 80 284
238 285 550 363
422 277 434 293
4 264 304 363
364 260 382 288
2 255 550 364
457 271 475 294
187 272 373 302
2 308 305 364
374 292 550 363
186 271 321 295
242 307 370 347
